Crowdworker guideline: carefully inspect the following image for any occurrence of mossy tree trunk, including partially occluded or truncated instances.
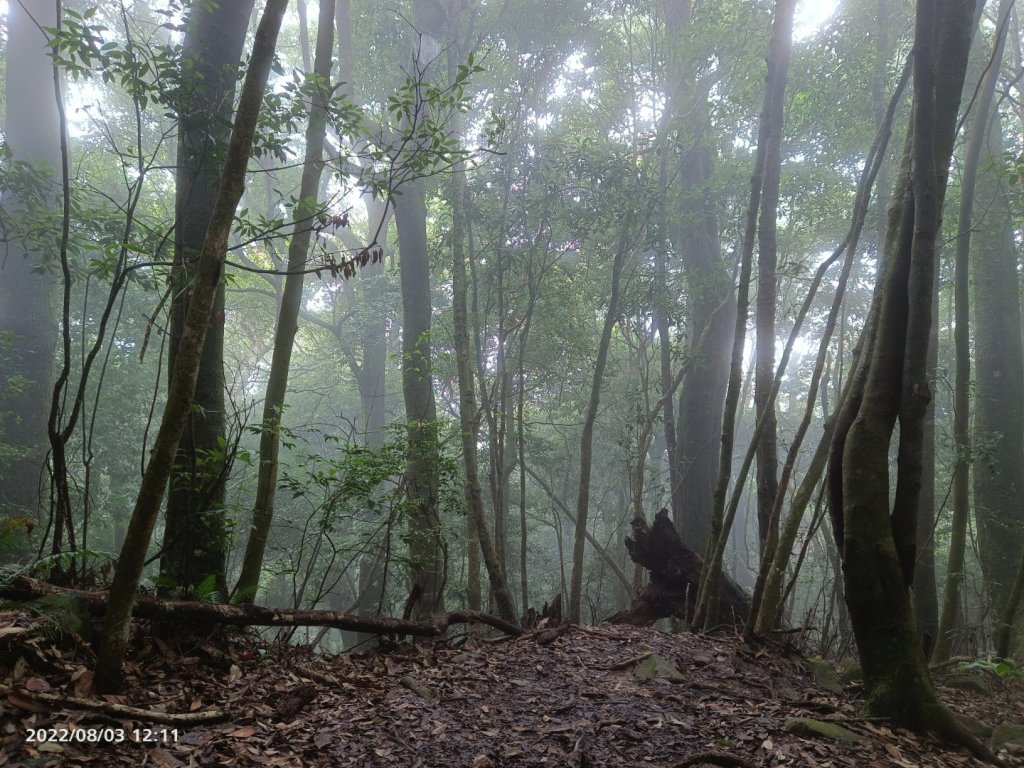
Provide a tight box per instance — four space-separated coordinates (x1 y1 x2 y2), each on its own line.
829 0 992 749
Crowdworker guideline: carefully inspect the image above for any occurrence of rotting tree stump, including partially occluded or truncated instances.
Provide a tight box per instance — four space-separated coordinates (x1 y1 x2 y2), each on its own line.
608 508 750 627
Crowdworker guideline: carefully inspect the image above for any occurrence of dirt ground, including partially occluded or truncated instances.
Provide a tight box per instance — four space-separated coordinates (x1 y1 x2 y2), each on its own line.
2 610 1023 767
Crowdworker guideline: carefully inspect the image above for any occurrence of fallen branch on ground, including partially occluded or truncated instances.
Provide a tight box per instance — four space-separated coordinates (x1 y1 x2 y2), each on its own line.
0 576 523 638
3 686 229 725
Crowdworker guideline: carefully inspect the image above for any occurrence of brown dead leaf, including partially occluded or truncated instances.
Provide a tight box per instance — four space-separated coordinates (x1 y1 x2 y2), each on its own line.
6 689 47 712
73 669 95 697
228 726 259 738
314 732 332 748
148 747 184 768
23 676 50 692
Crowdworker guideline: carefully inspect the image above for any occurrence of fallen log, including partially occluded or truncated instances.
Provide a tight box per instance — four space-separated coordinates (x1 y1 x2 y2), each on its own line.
0 576 523 637
607 508 750 627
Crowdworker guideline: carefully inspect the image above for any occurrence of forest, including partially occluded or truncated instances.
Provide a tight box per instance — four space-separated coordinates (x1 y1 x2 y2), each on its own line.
2 0 1024 765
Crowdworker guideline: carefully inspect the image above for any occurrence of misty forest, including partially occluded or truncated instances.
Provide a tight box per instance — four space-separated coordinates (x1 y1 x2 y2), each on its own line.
3 0 1024 765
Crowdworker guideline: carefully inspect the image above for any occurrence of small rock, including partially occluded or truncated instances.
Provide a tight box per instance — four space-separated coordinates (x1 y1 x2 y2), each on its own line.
955 713 993 739
942 673 992 695
398 675 435 701
806 658 842 692
839 660 862 683
991 723 1024 751
775 684 800 701
632 654 685 681
784 717 867 743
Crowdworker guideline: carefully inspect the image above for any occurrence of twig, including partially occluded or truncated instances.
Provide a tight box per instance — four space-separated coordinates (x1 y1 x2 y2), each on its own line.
2 686 229 725
672 753 756 768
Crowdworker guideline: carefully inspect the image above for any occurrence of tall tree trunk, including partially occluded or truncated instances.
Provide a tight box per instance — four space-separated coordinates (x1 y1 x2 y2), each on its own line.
395 176 445 620
235 0 336 603
162 0 255 597
749 58 909 635
0 0 60 519
933 0 1011 662
830 2 994 755
97 0 289 692
693 0 796 631
914 290 940 642
971 15 1024 658
659 0 733 552
753 17 790 548
568 219 633 623
450 50 517 624
392 2 450 621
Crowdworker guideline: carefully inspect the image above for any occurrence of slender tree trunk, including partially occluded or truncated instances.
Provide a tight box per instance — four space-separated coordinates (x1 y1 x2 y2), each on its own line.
450 64 517 624
0 0 60 520
516 296 536 613
96 0 289 692
750 58 908 634
526 466 632 593
914 289 940 642
933 0 1011 662
971 13 1024 658
235 0 336 603
395 176 445 619
693 0 796 631
568 218 633 623
465 210 482 612
162 0 255 597
393 3 449 620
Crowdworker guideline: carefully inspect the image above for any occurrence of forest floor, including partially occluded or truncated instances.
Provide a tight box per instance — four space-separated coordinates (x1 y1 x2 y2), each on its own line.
2 610 1023 767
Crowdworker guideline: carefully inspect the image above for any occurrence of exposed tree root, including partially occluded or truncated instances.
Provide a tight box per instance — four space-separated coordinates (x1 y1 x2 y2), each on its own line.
914 702 1006 768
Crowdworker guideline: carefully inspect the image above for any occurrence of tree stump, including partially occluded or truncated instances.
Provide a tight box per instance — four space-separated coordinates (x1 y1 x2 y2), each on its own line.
608 508 750 627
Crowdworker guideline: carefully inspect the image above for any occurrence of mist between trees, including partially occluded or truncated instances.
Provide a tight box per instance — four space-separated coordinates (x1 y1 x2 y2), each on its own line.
0 0 1020 745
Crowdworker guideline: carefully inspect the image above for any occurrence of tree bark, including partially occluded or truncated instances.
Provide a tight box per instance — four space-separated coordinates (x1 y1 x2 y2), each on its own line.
4 576 522 638
162 0 255 598
831 2 996 757
693 0 796 631
0 0 60 519
235 0 336 604
96 0 289 692
567 217 632 624
449 35 518 625
658 0 733 552
933 0 1012 662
